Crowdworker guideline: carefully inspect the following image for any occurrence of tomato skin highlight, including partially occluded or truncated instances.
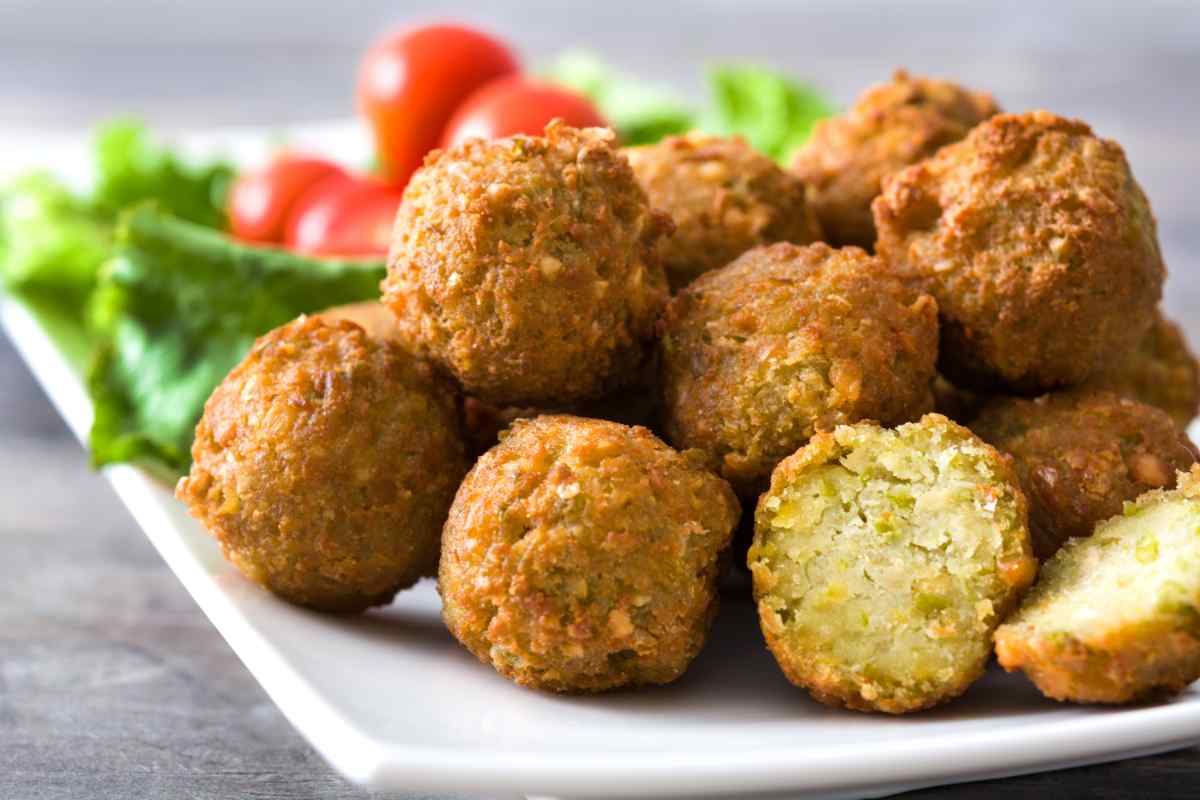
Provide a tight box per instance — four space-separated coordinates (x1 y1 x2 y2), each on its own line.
228 156 346 243
356 23 519 186
284 175 404 258
441 77 610 149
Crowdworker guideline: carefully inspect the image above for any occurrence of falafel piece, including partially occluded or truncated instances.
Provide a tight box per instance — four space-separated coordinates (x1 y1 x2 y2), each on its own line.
971 391 1198 560
1084 310 1200 430
995 465 1200 704
749 415 1036 713
382 121 670 407
624 132 822 290
658 241 939 498
874 111 1166 392
439 415 740 692
176 316 468 612
790 69 999 249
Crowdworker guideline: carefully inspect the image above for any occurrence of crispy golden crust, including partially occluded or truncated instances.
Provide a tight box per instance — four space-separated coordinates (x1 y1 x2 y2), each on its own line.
658 241 939 498
1084 309 1200 430
176 316 468 612
382 121 670 406
995 620 1200 705
750 415 1036 713
874 110 1166 392
972 390 1197 559
791 69 998 249
995 466 1200 704
625 133 822 290
439 415 740 692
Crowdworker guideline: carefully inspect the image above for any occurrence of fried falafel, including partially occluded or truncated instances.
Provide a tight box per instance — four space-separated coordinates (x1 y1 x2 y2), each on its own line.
971 390 1198 559
439 415 740 692
176 316 468 612
790 69 998 249
1084 310 1200 430
382 121 670 406
749 414 1036 713
625 132 822 290
658 241 939 498
995 465 1200 704
874 110 1166 392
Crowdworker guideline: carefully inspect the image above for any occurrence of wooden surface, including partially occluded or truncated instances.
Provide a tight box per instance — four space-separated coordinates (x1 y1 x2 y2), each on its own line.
2 2 1199 797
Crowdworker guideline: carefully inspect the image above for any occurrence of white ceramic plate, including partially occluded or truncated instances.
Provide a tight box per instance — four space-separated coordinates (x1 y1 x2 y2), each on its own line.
4 124 1200 800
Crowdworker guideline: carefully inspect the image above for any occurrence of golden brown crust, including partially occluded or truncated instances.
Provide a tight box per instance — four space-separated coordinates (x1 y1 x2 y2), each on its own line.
995 621 1200 704
382 121 670 406
972 390 1197 559
874 110 1166 392
625 133 822 290
1084 309 1200 430
791 69 999 249
438 415 740 692
658 241 939 498
176 316 468 612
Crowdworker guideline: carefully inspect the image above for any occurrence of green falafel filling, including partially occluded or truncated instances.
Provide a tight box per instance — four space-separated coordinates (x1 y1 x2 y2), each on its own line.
1008 482 1200 641
753 421 1026 707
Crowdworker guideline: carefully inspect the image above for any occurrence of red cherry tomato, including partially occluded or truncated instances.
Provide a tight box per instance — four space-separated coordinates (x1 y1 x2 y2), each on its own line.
285 175 404 258
228 155 346 243
356 23 519 186
441 77 609 149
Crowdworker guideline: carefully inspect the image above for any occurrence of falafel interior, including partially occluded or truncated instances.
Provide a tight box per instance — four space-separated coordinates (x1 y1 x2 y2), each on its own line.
995 465 1200 704
750 415 1035 713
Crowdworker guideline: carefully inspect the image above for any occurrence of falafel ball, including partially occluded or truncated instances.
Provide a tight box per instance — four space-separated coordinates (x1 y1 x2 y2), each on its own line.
382 120 670 407
995 465 1200 704
790 69 999 249
971 390 1198 559
1084 309 1200 430
749 415 1036 713
874 110 1166 392
176 316 468 612
624 132 822 290
658 241 939 498
439 415 740 692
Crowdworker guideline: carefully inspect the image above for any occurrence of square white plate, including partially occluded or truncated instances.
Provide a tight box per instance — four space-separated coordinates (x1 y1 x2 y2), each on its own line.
4 123 1200 800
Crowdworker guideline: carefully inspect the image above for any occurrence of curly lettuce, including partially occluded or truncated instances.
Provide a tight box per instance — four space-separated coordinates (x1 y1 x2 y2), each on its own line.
87 207 385 472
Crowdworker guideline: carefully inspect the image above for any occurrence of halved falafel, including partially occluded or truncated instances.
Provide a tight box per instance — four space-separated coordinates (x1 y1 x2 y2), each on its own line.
995 465 1200 704
749 414 1036 713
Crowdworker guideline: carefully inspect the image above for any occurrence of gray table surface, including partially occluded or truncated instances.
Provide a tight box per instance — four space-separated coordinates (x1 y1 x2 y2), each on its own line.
3 2 1200 797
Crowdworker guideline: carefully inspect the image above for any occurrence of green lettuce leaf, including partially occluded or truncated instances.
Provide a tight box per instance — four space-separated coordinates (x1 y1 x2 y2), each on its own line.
0 173 111 302
87 206 385 472
92 119 234 228
702 65 835 163
545 52 696 145
0 121 234 304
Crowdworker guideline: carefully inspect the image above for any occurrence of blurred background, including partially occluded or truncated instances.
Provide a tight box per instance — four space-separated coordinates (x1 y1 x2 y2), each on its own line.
2 2 1199 797
1 0 1197 312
